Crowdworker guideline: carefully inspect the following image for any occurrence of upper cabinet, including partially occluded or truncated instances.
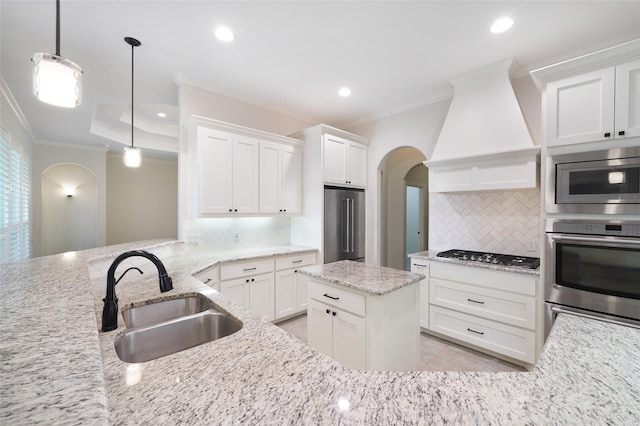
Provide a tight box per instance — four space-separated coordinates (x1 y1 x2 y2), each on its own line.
259 141 302 214
531 40 640 153
546 60 640 147
323 134 367 188
186 116 303 218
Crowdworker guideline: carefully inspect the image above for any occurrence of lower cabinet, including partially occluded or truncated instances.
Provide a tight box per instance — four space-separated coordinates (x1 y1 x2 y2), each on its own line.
423 261 539 365
193 266 220 292
220 272 274 322
307 299 365 370
307 278 420 371
274 253 316 321
410 260 429 329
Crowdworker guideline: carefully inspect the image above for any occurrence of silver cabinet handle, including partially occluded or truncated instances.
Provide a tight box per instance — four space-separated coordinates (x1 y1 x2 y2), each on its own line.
551 234 640 246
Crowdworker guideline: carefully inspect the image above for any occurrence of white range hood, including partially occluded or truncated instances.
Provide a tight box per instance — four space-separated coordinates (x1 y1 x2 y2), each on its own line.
425 59 540 192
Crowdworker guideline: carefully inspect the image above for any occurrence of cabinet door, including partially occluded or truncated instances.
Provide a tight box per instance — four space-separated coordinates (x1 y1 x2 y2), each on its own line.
281 146 302 214
615 59 640 139
274 269 296 320
332 309 366 370
259 142 281 214
220 278 250 310
323 134 348 184
346 142 367 187
232 136 259 213
249 273 275 322
307 299 333 357
546 68 615 147
295 272 308 312
411 262 429 329
199 128 233 214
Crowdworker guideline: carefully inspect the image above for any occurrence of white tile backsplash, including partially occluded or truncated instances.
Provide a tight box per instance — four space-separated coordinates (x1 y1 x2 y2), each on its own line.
182 217 291 251
429 189 541 256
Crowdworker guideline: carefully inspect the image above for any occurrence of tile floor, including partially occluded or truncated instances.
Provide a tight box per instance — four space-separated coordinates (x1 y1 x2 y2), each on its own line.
277 314 526 372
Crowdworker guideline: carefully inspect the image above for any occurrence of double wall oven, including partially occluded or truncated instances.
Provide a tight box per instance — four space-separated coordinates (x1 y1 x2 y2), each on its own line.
545 146 640 337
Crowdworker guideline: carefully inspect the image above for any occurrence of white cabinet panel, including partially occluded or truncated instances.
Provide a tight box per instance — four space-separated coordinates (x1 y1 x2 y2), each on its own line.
275 269 297 319
221 277 250 310
281 145 302 214
307 299 334 357
323 134 367 188
259 142 302 214
615 59 640 139
410 261 429 329
232 136 260 213
331 308 366 370
249 273 275 322
198 128 233 214
258 142 281 213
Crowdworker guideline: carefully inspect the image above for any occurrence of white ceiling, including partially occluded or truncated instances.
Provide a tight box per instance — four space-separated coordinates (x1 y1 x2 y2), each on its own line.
2 1 640 160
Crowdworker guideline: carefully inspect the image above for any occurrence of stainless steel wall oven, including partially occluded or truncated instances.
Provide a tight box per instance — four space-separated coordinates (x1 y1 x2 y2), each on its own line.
546 146 640 215
544 219 640 337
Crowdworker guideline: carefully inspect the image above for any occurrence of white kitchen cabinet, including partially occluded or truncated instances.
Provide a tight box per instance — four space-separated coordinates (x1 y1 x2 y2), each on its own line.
307 277 419 371
193 265 220 292
424 261 539 365
220 258 275 322
221 273 274 322
410 260 429 329
545 59 640 147
323 133 367 188
274 252 316 321
186 116 304 218
259 141 302 214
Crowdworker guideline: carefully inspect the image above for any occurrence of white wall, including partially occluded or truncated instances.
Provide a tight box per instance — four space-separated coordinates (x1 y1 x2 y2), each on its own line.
346 98 451 264
106 154 178 245
32 142 107 257
42 163 97 255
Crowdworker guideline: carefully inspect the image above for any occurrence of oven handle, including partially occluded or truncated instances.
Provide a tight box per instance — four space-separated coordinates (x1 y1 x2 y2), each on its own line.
550 234 640 246
551 306 640 330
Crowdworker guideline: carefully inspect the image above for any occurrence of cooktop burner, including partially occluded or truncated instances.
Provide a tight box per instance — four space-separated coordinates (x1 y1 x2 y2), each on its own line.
436 249 540 269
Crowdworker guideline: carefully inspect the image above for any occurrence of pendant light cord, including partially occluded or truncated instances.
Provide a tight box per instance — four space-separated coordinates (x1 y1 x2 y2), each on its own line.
55 0 60 56
130 40 134 149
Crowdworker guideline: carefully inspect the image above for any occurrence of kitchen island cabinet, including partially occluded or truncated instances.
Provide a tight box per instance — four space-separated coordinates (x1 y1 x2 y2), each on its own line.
2 241 639 425
299 260 423 371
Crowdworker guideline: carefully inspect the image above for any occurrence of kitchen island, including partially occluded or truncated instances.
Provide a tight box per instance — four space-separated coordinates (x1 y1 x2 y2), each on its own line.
1 241 639 424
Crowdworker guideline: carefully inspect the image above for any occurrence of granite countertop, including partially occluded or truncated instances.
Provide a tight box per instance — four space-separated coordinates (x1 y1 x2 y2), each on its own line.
2 241 639 424
410 250 540 276
296 260 424 295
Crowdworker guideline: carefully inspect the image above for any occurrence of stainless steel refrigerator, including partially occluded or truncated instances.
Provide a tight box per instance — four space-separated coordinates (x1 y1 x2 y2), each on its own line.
324 186 365 263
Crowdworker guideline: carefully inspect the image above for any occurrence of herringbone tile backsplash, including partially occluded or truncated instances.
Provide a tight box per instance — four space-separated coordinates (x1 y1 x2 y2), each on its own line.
429 189 541 256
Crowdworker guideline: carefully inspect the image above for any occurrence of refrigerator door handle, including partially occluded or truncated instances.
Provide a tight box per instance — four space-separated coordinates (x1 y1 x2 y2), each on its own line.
350 198 355 253
342 198 349 253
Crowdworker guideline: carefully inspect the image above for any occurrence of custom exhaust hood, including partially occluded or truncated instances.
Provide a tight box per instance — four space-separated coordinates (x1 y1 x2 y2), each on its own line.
425 58 540 192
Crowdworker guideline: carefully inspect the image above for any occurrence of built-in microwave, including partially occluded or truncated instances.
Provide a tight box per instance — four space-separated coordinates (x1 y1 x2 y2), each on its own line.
546 146 640 215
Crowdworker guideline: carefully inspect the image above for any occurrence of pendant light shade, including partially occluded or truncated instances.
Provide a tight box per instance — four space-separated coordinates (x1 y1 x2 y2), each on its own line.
32 0 83 108
124 36 142 168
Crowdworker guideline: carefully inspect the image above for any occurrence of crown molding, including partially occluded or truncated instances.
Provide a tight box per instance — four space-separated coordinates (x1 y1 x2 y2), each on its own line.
1 75 36 142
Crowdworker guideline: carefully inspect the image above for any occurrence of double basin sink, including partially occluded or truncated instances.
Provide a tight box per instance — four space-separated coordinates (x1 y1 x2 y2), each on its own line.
115 294 242 363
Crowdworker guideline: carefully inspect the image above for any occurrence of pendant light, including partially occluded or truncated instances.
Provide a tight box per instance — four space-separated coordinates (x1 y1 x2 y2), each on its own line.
123 37 142 168
31 0 83 108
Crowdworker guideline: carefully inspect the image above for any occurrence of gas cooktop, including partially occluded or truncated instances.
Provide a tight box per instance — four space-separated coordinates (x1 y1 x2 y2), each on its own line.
436 249 540 269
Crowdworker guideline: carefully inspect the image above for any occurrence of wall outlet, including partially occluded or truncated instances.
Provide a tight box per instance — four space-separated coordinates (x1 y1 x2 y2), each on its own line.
527 241 537 252
435 233 445 244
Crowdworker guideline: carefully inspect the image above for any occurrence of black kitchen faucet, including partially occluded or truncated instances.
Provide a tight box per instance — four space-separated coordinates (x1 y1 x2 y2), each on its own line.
101 250 173 331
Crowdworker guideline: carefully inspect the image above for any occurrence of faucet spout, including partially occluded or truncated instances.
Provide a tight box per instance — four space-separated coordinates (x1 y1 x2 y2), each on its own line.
101 250 173 332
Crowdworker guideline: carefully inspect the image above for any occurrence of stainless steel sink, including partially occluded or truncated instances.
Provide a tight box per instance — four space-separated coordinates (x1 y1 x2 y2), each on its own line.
114 295 242 363
122 295 211 329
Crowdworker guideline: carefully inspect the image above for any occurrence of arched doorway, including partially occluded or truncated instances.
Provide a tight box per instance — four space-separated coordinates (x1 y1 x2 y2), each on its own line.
379 147 428 270
42 163 98 255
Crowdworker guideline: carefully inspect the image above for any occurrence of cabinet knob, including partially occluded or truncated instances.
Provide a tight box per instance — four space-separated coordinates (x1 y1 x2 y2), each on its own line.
229 209 233 212
619 130 626 136
326 309 330 314
251 278 255 282
246 279 250 283
283 209 286 212
332 311 337 316
279 209 283 212
604 132 611 138
234 209 238 212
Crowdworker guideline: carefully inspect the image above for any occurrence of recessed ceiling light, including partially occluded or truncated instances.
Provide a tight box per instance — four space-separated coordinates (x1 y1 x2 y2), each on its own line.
157 112 167 118
338 87 351 97
215 27 234 42
490 17 514 34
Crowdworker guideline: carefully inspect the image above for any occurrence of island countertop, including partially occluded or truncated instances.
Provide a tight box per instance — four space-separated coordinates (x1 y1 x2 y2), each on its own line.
2 241 639 424
296 259 424 295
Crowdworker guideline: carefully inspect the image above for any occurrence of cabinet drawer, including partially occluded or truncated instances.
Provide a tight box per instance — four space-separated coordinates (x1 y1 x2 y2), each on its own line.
430 278 535 330
220 259 274 280
308 280 365 317
429 306 535 363
193 266 219 286
275 252 316 271
430 262 537 296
